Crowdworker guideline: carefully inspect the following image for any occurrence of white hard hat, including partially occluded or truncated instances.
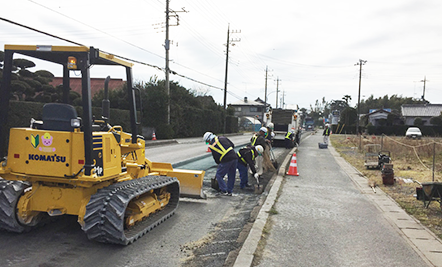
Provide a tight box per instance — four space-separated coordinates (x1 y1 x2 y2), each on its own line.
203 131 215 142
267 123 274 129
255 145 264 155
259 127 267 133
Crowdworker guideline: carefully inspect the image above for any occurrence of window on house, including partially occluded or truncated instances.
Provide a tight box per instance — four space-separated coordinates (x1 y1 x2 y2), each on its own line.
250 107 258 112
235 107 242 112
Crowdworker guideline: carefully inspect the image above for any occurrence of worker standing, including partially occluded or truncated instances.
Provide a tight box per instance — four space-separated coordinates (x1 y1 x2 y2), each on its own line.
251 127 269 149
323 124 331 144
203 132 237 196
236 145 263 189
251 127 269 175
251 127 274 174
265 126 274 144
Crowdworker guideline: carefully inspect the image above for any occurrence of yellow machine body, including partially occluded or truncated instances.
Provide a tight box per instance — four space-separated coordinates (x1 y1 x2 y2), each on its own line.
0 126 204 225
0 45 205 244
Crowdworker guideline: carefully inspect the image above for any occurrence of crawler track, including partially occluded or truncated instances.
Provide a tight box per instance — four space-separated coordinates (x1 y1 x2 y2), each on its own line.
82 175 180 245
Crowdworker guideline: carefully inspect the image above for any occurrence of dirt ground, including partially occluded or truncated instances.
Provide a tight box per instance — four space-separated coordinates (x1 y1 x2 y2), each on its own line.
331 134 442 240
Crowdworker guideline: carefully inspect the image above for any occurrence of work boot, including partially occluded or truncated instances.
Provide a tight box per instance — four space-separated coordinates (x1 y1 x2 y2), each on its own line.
216 190 228 196
240 183 252 190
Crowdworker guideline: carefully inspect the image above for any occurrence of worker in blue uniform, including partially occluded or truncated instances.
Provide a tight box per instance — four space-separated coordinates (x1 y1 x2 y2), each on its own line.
204 132 238 196
236 145 264 189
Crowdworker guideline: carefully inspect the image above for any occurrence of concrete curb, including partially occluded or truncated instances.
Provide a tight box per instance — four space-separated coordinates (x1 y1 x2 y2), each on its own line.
172 141 251 168
233 147 297 267
145 133 249 148
145 139 178 147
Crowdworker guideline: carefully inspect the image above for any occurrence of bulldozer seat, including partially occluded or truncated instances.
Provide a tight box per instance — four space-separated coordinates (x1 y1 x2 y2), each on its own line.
41 103 78 132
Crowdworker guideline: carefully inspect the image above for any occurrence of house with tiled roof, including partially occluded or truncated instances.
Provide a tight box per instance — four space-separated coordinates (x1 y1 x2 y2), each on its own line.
401 104 442 126
228 97 270 131
228 97 269 121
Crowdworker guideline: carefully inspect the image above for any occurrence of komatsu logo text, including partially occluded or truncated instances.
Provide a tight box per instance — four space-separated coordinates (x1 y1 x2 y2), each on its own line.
28 154 66 163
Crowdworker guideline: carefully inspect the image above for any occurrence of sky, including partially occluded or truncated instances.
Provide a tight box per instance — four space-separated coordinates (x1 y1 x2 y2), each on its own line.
1 0 442 111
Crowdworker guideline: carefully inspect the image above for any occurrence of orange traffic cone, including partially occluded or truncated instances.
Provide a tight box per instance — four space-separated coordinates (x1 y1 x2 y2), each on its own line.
286 153 299 176
206 146 211 152
152 132 157 141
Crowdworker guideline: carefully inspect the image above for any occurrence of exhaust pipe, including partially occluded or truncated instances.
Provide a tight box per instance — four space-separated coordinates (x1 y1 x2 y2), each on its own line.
102 76 111 121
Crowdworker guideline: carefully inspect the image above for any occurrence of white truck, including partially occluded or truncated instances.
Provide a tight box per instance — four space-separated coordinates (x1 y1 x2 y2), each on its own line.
265 108 301 147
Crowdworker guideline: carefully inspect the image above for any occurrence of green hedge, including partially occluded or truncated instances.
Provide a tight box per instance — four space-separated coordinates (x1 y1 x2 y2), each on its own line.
4 100 238 141
6 101 131 131
2 101 132 155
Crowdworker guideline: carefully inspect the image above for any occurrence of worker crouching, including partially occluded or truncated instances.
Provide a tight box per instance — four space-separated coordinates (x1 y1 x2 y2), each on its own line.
237 145 263 189
204 132 238 196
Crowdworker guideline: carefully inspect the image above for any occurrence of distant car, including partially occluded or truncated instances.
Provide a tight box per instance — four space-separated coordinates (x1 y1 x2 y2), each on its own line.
405 127 422 139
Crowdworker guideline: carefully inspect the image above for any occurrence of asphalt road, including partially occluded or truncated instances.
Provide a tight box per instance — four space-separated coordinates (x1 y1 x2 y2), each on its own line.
0 133 289 266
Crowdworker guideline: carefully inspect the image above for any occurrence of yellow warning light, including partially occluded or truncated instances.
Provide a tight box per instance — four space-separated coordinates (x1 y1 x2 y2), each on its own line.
67 56 77 69
294 114 298 120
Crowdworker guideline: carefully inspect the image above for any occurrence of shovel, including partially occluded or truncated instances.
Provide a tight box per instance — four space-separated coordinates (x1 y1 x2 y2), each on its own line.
254 174 263 194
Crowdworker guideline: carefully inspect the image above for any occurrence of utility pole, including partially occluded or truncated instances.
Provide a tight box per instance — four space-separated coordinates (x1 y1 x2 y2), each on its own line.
420 76 428 101
262 66 268 125
262 66 272 125
165 0 170 125
275 77 281 109
223 24 240 134
164 0 187 125
355 59 367 140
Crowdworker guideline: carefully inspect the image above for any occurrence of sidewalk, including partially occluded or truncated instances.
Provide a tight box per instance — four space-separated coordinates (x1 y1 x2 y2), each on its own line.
235 131 442 267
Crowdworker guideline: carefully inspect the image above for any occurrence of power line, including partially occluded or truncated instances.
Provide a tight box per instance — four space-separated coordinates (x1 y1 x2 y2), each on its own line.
0 16 222 91
0 17 85 47
27 0 164 60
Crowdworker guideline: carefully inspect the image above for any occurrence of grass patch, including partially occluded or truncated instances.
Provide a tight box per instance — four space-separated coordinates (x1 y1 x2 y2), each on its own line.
267 207 278 215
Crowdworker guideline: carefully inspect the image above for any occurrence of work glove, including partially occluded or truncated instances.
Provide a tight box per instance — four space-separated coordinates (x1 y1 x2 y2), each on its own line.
254 173 259 180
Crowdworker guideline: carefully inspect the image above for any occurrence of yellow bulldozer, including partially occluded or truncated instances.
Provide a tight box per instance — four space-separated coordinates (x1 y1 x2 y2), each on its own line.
0 45 205 245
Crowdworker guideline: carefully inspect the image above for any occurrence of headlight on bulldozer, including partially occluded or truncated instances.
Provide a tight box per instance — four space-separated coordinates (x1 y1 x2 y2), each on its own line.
71 118 81 128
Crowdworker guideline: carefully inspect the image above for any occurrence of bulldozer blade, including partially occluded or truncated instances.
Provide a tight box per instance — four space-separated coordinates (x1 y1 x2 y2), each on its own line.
167 169 206 199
